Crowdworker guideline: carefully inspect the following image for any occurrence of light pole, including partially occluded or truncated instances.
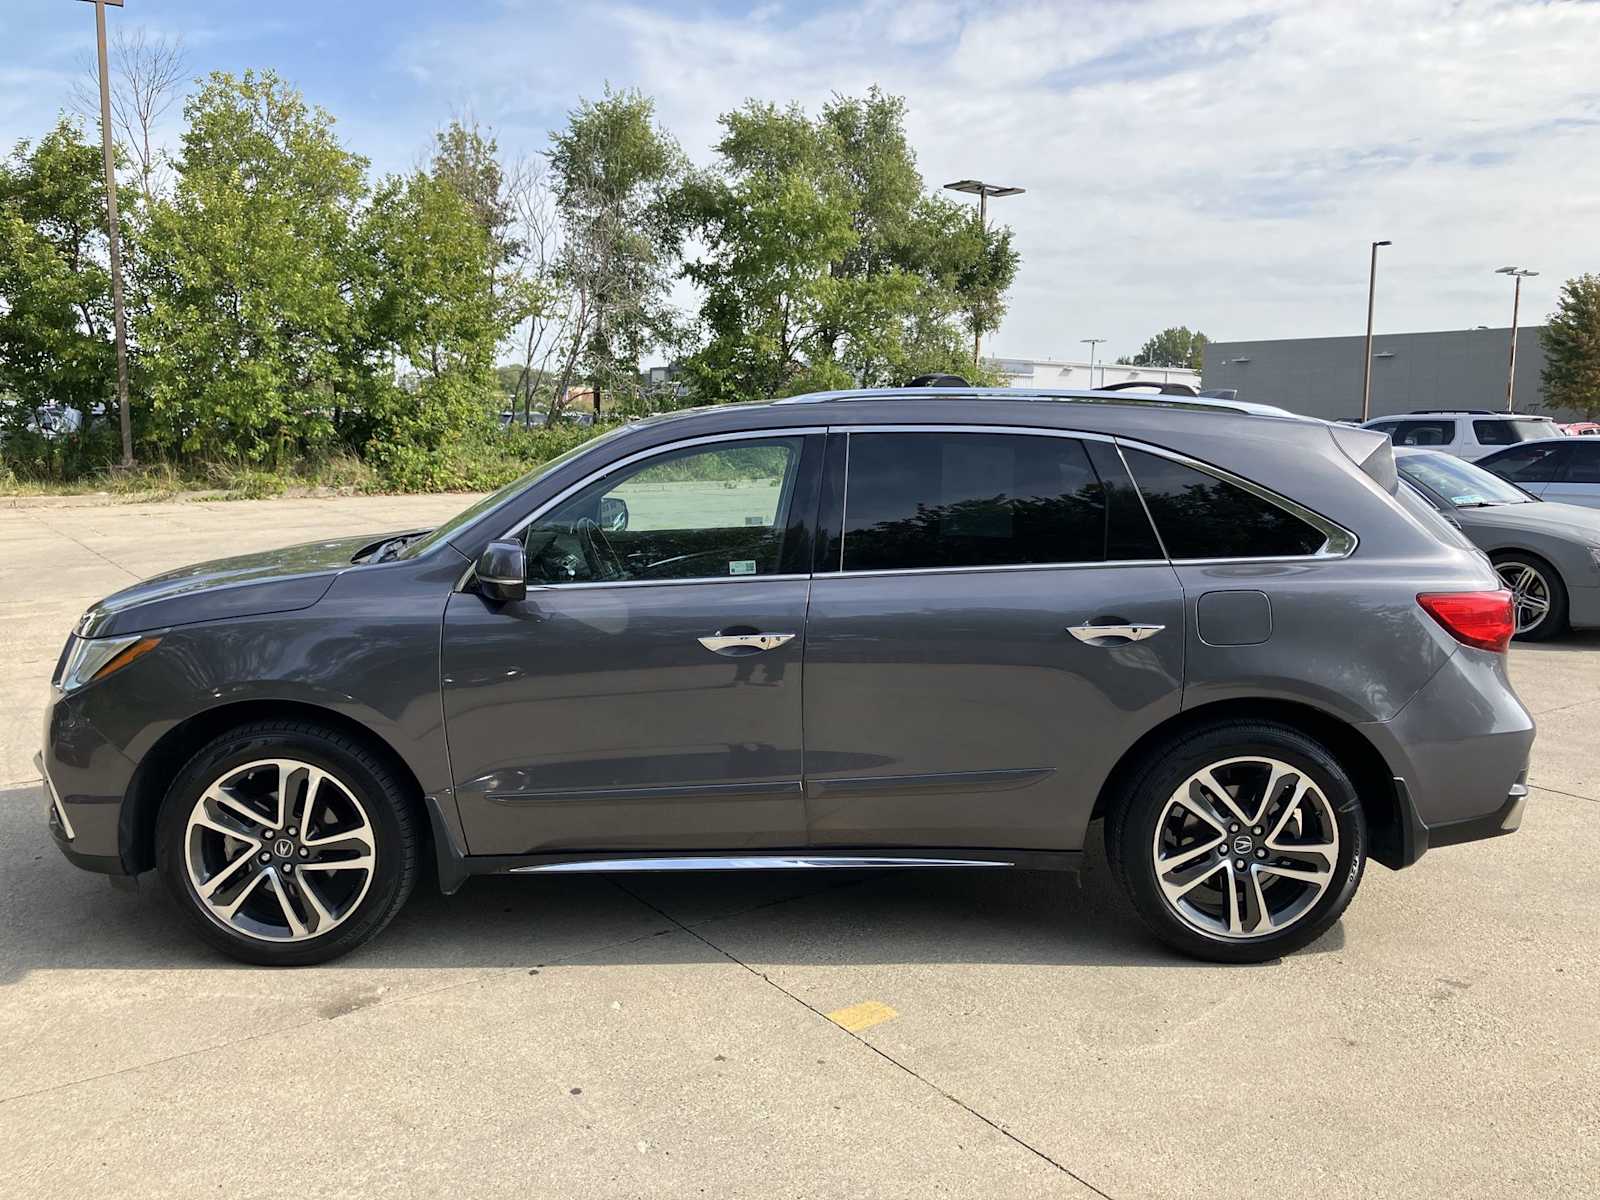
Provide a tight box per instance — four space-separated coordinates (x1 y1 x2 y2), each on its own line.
1081 338 1105 389
1495 267 1539 412
943 179 1025 367
78 0 134 467
1361 240 1391 422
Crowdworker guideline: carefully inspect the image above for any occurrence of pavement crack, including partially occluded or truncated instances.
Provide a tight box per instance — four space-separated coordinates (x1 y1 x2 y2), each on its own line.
610 878 1116 1200
1529 781 1599 805
20 510 141 581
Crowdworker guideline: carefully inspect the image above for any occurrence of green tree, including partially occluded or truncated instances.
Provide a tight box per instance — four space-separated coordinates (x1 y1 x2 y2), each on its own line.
1119 326 1208 370
0 117 119 474
547 87 686 413
133 70 369 463
1541 275 1600 418
681 89 1017 402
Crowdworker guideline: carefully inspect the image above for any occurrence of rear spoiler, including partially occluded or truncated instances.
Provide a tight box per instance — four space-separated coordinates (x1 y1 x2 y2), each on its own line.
1327 423 1397 493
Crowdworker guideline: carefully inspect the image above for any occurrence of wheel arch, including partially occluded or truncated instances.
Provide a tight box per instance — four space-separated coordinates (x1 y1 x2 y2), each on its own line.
1090 698 1409 869
121 699 430 876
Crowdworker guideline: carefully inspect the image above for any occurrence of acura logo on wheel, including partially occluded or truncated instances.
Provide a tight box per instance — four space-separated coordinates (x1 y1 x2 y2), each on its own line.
1233 835 1255 855
273 838 295 858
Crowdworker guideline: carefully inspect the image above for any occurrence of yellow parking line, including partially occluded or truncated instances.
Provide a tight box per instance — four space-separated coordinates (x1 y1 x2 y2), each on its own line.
826 1000 898 1033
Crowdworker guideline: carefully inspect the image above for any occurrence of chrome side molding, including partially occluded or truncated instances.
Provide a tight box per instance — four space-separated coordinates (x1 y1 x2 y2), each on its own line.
510 854 1011 874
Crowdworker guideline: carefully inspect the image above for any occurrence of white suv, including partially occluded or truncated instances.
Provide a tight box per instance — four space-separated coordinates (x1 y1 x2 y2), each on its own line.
1361 410 1563 461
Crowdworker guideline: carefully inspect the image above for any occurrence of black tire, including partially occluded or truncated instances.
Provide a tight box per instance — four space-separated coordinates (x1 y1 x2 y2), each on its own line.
155 719 420 966
1106 720 1367 964
1492 551 1568 642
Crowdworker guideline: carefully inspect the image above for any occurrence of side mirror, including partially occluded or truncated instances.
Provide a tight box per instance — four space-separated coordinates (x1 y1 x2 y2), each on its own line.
476 540 527 604
599 496 629 532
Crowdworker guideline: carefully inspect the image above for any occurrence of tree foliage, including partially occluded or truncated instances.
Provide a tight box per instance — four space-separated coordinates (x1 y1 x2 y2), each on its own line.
0 118 119 473
1541 275 1600 418
1119 325 1207 370
681 88 1016 402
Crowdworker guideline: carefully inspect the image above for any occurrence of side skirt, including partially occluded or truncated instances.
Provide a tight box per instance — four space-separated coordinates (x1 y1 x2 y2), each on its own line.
466 846 1082 878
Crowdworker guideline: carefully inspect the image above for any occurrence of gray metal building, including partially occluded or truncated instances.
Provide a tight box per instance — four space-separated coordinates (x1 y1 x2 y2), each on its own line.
1201 326 1569 422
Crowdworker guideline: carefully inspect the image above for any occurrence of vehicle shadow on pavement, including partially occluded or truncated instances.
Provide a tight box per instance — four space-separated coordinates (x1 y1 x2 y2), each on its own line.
0 784 1343 982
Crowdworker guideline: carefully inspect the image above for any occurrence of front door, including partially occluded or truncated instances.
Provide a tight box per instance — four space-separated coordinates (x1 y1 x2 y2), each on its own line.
802 428 1186 850
443 432 822 855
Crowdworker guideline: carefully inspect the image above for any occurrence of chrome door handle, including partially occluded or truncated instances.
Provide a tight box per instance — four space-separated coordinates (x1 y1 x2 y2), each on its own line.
697 633 796 654
1067 623 1165 644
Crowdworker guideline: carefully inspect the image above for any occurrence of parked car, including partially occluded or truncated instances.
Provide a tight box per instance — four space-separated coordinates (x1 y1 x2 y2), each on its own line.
1395 447 1600 640
41 388 1532 966
1561 422 1600 437
1361 410 1562 460
1475 436 1600 511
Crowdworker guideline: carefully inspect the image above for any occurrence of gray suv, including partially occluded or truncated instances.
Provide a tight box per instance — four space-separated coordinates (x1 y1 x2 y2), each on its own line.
39 389 1534 966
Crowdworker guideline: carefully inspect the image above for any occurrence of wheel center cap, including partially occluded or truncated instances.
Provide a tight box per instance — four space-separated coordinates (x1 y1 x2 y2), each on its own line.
273 837 295 858
1232 834 1255 856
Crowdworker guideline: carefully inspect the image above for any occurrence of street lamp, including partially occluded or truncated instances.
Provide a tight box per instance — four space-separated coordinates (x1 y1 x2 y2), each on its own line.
1361 240 1391 422
1081 338 1105 389
1495 267 1539 412
944 179 1025 366
77 0 134 467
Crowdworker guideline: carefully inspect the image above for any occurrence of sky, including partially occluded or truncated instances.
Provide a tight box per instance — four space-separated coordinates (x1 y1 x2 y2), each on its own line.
5 0 1599 363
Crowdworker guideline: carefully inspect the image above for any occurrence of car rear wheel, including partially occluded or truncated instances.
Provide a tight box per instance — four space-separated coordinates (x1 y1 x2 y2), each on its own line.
1107 721 1366 963
1493 552 1567 641
155 720 419 966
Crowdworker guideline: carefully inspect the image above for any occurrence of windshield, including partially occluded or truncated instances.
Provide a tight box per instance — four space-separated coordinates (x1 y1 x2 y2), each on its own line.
1397 451 1535 507
395 428 625 560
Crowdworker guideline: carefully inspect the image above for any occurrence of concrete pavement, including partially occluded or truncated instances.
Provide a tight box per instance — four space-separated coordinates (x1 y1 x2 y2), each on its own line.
1 493 1596 1198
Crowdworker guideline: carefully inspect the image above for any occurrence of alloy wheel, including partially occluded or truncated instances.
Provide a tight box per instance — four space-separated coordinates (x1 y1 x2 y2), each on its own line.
1151 756 1340 941
183 758 376 943
1495 561 1550 634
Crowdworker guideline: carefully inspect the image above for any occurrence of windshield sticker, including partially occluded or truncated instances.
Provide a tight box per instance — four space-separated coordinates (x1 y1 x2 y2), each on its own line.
729 560 757 575
1451 494 1487 505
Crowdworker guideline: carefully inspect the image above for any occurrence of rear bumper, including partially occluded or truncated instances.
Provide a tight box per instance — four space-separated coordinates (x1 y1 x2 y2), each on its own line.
1359 644 1535 869
1387 774 1529 868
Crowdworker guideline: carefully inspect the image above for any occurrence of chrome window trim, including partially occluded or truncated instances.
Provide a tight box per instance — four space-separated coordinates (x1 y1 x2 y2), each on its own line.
814 560 1173 582
467 428 824 593
832 424 1358 573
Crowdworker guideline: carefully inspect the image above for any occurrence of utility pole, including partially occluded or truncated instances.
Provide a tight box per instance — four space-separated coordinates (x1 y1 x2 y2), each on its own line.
1495 267 1539 412
1361 240 1391 422
943 179 1025 369
1081 338 1105 389
80 0 134 467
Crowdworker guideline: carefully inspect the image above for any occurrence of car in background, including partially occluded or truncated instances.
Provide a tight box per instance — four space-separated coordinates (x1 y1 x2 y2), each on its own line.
1475 436 1600 511
1362 410 1562 461
1395 447 1600 640
1561 422 1600 437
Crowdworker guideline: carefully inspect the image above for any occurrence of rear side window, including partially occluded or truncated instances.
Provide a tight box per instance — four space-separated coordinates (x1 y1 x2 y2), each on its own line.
1481 442 1567 483
1565 443 1600 484
840 432 1157 572
1386 420 1456 447
1121 448 1329 559
1474 418 1560 445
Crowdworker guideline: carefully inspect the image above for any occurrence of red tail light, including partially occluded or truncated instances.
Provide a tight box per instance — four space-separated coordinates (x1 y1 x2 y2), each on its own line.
1417 590 1515 652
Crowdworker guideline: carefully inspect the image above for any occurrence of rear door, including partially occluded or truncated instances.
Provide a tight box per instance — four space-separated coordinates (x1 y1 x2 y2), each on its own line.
800 427 1185 851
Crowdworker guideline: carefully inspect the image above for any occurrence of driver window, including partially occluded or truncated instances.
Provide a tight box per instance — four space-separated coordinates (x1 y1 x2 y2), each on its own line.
524 437 804 584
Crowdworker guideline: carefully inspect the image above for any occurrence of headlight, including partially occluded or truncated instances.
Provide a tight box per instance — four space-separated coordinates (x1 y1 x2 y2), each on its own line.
55 634 161 693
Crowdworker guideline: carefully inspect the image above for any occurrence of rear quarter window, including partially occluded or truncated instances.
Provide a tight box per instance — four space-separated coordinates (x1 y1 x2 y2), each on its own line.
1474 418 1561 446
1120 448 1330 559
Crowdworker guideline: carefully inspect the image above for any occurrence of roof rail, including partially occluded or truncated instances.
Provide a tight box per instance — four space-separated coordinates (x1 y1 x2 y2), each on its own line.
1402 409 1498 415
770 386 1298 420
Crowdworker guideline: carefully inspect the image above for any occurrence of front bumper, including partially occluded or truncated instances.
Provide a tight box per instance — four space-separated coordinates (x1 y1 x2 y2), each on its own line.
39 685 141 877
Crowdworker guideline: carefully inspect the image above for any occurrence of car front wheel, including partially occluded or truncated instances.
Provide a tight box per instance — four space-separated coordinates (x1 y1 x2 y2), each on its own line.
155 720 419 966
1107 721 1367 963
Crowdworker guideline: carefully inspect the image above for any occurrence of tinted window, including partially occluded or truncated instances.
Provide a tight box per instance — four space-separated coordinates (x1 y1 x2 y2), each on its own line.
841 432 1127 572
1386 420 1456 447
1565 443 1600 484
1474 418 1560 445
1122 448 1328 558
1480 442 1568 483
525 437 804 583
